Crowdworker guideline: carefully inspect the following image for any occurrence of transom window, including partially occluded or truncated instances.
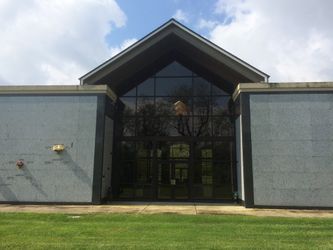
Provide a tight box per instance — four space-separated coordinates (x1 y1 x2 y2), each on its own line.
119 61 234 137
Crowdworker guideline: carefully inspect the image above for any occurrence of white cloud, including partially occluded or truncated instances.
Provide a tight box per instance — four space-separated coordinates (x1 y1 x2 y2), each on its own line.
208 0 333 82
173 9 189 23
0 0 126 85
197 18 219 30
110 38 138 57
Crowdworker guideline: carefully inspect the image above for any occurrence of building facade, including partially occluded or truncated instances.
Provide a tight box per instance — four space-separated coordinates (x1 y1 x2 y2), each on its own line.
0 20 332 208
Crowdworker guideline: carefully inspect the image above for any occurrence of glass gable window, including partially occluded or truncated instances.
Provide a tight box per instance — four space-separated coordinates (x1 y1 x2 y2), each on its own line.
114 61 234 201
119 61 234 137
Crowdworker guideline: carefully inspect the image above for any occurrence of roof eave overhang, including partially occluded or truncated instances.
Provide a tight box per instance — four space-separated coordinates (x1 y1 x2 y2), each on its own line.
80 19 269 86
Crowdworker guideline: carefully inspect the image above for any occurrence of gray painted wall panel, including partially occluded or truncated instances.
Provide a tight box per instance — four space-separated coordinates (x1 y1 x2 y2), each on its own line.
0 95 97 203
250 93 333 207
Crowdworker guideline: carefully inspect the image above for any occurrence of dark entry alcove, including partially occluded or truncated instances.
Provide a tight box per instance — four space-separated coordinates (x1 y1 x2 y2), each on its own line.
111 61 235 201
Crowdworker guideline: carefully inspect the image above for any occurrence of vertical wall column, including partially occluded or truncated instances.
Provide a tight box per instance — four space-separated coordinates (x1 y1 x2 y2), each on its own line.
240 93 254 208
92 95 106 204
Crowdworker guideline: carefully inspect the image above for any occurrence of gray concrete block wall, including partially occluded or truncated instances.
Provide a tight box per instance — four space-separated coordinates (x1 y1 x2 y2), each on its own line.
0 95 97 203
250 93 333 207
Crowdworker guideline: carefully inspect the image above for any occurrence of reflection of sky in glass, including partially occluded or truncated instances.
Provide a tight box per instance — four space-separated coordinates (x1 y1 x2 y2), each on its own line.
156 61 192 77
193 77 211 96
212 84 229 95
138 78 154 96
156 78 192 96
193 97 210 115
120 97 136 114
123 87 136 97
212 97 230 115
119 61 233 137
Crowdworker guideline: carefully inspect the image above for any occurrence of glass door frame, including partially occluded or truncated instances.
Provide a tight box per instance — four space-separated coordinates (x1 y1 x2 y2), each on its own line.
113 136 235 201
157 158 190 200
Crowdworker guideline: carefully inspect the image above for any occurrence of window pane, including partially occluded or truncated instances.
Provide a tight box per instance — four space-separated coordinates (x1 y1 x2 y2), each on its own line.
157 142 190 160
137 97 154 115
193 77 211 96
118 184 134 199
212 84 229 95
193 96 210 115
156 96 192 116
156 78 192 96
212 116 233 136
120 161 135 183
137 116 156 136
193 116 211 137
121 116 136 136
123 87 136 97
120 142 136 160
137 142 153 158
195 142 213 160
137 116 171 136
135 184 153 199
172 115 193 136
192 185 213 199
155 97 174 115
137 78 154 96
136 159 153 184
194 160 213 186
213 162 232 198
156 61 192 77
154 116 186 136
169 143 190 158
120 97 136 115
213 142 232 162
212 96 231 115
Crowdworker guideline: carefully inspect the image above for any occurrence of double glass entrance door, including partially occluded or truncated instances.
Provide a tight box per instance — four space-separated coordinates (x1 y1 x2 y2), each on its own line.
117 141 191 200
116 140 233 201
158 160 189 200
157 141 190 200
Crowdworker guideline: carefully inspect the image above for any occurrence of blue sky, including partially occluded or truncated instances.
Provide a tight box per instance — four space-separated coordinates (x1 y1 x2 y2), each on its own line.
106 0 220 47
0 0 332 84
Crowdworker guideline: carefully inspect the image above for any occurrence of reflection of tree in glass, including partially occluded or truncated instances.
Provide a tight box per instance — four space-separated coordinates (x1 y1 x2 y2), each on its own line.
120 106 136 136
213 116 232 136
212 98 233 136
121 81 233 137
136 98 170 136
168 83 211 137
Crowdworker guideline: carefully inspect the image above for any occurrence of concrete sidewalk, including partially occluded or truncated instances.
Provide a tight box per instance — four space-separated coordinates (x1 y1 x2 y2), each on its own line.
0 202 332 218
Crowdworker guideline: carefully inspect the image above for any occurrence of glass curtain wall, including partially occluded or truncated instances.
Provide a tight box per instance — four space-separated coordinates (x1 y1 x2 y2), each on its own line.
115 61 234 200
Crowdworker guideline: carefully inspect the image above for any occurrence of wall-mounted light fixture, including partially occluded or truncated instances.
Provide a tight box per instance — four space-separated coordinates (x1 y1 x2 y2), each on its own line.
16 160 24 169
52 144 65 153
174 101 188 116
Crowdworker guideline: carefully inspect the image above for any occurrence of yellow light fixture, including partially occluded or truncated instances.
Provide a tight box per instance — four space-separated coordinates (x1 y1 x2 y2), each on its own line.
52 144 65 153
174 101 188 116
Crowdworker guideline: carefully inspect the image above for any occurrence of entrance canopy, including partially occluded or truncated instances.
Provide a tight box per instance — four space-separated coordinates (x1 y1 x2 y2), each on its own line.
80 19 269 95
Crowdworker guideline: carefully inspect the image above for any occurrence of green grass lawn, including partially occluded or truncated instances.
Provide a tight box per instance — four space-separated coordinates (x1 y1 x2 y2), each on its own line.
0 213 332 249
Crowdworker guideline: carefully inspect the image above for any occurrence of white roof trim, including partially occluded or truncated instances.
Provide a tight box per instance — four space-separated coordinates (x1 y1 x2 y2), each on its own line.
232 82 333 100
80 19 269 84
0 85 117 101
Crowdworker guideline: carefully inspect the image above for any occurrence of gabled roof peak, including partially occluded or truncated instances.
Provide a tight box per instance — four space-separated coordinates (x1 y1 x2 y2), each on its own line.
80 19 269 93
